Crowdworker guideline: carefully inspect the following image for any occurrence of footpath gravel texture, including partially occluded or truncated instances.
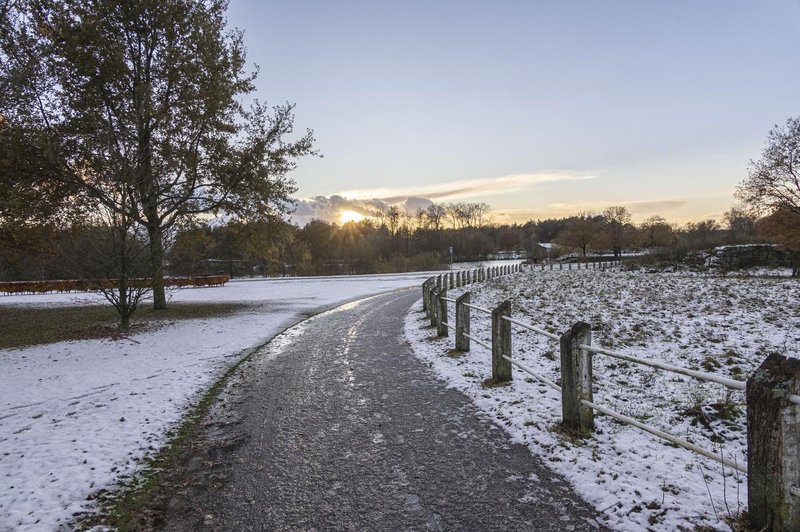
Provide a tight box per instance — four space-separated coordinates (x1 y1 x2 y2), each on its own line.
154 289 602 531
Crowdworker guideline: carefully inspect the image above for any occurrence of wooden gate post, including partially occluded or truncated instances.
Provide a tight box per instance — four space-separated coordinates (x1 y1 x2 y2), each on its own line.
455 292 470 351
429 287 439 327
747 354 800 531
491 300 513 382
560 322 594 433
437 288 448 337
422 277 434 313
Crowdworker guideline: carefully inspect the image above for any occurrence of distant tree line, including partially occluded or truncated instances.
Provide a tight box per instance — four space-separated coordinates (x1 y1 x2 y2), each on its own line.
3 199 792 281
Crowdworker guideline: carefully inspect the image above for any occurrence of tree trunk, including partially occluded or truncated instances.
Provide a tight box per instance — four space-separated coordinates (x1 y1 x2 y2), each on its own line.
119 307 131 330
118 263 131 330
147 223 167 310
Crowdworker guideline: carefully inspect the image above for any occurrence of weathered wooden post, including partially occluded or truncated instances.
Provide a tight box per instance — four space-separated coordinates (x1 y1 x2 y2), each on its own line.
455 292 470 351
747 354 800 531
437 287 448 337
560 322 594 433
429 287 439 327
491 300 513 383
447 272 453 289
422 277 434 313
436 275 442 293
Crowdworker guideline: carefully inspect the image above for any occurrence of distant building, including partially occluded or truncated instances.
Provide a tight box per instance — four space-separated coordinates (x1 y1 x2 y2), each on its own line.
535 242 561 260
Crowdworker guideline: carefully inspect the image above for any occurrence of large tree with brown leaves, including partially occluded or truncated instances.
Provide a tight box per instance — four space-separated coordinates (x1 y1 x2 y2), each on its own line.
0 0 316 309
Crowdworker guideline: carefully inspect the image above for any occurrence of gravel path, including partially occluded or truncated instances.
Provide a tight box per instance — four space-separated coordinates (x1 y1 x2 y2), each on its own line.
156 288 602 530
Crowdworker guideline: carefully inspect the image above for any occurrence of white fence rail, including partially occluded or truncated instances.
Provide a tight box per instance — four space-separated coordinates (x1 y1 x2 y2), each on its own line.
420 268 800 531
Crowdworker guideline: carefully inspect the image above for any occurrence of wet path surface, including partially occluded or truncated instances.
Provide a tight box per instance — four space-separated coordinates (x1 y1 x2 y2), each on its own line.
159 289 601 531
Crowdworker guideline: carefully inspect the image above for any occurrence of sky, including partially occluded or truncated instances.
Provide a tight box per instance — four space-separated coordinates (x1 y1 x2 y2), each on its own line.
227 0 800 226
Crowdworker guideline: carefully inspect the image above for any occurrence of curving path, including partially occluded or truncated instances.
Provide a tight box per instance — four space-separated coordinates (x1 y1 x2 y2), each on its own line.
155 288 602 531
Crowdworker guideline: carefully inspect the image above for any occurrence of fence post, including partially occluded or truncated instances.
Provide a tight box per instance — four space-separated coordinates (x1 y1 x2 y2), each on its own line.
560 322 594 433
437 287 448 337
422 277 434 313
747 354 800 531
491 300 513 383
429 287 439 327
455 292 470 351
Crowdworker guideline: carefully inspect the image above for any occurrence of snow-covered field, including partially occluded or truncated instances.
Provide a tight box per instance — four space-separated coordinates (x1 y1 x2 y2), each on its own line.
0 272 433 531
405 269 800 531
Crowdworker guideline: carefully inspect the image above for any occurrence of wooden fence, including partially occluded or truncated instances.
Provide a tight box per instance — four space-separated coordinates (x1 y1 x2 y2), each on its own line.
0 275 230 295
421 267 800 531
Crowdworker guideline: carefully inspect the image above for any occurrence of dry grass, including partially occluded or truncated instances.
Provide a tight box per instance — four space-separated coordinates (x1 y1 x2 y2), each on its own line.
0 302 251 349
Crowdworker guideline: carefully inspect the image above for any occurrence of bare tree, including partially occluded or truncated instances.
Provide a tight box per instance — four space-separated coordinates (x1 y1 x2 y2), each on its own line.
723 205 757 244
602 206 631 258
425 203 447 231
737 116 800 216
64 191 151 330
639 215 674 248
386 206 401 236
556 212 600 258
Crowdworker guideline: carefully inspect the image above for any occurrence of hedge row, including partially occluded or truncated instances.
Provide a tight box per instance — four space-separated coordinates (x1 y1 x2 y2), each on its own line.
0 275 230 295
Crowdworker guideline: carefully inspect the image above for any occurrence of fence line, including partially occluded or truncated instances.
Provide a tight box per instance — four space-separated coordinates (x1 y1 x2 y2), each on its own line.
464 303 492 315
420 270 800 530
577 343 746 391
502 315 560 340
579 398 746 473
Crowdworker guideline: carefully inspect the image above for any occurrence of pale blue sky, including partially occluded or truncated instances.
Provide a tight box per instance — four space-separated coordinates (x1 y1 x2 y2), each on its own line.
228 0 800 224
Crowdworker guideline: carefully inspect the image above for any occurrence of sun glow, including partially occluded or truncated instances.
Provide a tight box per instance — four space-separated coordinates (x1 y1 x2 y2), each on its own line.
339 209 366 224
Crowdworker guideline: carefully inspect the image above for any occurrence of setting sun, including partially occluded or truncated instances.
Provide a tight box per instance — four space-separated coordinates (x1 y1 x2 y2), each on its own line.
339 209 365 224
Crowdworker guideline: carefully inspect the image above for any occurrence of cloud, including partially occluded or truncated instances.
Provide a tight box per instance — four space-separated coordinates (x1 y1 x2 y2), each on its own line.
290 195 433 226
336 172 596 202
289 172 594 226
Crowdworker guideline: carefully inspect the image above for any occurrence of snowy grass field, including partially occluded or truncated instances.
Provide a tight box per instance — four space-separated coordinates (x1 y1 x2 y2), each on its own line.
0 272 432 531
405 269 800 531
